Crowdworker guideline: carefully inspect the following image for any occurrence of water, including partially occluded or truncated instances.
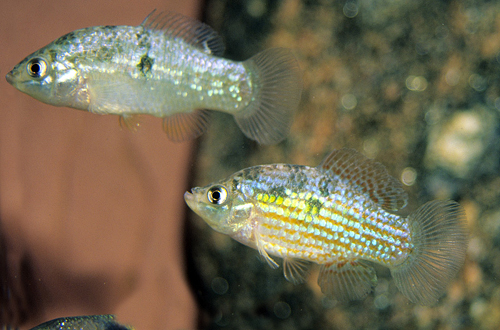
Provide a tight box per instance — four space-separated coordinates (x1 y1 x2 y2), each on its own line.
190 0 500 329
2 0 500 329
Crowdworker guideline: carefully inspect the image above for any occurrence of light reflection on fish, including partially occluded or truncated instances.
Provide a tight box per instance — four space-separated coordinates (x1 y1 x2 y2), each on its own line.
6 11 302 144
28 315 132 330
185 148 468 304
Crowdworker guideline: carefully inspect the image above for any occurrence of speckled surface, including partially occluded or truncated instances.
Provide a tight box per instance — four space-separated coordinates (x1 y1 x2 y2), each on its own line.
187 0 500 329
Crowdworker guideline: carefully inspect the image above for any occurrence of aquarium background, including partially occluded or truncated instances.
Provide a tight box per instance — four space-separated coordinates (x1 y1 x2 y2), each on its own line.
189 0 500 329
1 0 500 329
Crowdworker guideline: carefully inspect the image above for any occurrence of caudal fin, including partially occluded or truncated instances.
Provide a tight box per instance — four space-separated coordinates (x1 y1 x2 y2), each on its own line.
391 200 468 305
235 48 302 144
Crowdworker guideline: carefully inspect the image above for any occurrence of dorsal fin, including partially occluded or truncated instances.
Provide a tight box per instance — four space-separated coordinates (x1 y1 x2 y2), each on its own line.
141 10 225 56
318 148 408 211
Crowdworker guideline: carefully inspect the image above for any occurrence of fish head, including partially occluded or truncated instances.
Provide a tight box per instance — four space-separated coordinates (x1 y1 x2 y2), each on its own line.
185 181 253 235
6 47 88 110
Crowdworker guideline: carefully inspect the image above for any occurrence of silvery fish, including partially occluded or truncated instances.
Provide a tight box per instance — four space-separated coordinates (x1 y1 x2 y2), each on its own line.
6 11 302 144
184 148 468 304
29 315 132 330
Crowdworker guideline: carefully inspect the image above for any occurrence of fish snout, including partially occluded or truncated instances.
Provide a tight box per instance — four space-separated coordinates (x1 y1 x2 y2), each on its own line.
184 191 194 202
184 187 204 208
5 71 14 85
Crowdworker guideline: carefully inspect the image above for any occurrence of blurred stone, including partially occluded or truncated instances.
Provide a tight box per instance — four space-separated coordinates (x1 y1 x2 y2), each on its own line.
425 107 497 178
190 0 500 329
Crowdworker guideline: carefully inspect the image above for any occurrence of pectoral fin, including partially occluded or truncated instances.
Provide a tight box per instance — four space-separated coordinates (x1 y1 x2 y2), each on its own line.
87 72 141 115
253 225 279 269
255 238 278 269
318 260 377 302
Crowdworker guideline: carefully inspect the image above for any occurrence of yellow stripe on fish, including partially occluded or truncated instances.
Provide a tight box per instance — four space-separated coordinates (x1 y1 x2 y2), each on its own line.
6 11 302 144
185 148 468 305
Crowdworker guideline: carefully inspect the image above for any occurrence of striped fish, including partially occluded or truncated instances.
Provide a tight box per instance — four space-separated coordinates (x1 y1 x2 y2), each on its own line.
184 148 468 304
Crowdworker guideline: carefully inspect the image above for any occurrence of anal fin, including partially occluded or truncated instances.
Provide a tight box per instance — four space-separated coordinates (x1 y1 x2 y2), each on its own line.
162 109 210 142
318 260 377 302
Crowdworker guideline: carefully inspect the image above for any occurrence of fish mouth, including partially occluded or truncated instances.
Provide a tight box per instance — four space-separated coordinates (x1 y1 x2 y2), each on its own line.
5 72 14 85
184 191 195 204
184 190 200 215
184 188 204 211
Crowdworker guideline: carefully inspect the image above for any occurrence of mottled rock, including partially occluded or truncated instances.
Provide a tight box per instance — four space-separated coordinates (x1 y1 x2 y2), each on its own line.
425 107 497 178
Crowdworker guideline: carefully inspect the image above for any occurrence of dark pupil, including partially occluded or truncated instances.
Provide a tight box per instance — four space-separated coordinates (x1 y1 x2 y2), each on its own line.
211 190 221 202
30 62 41 75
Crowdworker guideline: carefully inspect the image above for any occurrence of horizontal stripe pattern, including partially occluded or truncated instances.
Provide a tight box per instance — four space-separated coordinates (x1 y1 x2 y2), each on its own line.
238 164 412 267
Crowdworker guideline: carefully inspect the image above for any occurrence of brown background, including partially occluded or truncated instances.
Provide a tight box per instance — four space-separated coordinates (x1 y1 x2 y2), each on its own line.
0 1 201 329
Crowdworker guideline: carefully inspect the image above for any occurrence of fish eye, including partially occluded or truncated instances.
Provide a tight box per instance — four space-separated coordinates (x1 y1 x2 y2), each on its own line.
26 58 48 79
207 185 228 205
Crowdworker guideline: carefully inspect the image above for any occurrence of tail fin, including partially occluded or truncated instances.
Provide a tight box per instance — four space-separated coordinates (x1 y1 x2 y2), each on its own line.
235 48 302 144
391 200 468 305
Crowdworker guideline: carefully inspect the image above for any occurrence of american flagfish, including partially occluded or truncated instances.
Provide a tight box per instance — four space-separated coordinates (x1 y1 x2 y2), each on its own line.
184 148 468 304
29 315 132 330
5 11 302 144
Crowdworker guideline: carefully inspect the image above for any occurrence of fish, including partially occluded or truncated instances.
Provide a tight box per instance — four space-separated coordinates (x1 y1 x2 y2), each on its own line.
28 315 132 330
5 11 302 144
184 148 468 304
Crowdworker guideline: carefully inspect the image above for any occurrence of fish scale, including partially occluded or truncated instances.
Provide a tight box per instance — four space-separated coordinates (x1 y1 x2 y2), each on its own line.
49 25 251 115
185 148 468 304
240 166 412 265
6 11 302 144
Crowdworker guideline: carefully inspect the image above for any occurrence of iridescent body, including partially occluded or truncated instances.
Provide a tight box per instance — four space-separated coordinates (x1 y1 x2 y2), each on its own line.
6 11 302 144
232 165 411 266
185 148 468 304
29 315 132 330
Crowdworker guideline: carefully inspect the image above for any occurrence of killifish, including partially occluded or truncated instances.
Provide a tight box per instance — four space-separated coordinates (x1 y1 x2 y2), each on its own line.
184 148 468 304
6 11 302 144
29 315 132 330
